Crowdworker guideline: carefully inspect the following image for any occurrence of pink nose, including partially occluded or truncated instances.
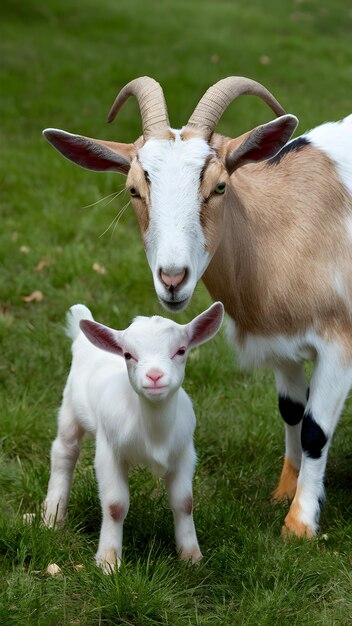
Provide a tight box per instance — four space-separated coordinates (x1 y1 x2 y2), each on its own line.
160 270 186 289
146 369 164 384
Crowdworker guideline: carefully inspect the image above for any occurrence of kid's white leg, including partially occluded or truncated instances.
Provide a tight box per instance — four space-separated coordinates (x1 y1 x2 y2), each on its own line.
94 433 129 573
43 401 84 527
283 347 352 538
166 445 202 564
273 361 308 501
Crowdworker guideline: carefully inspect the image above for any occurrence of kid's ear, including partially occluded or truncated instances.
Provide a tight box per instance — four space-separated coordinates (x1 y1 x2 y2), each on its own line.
79 320 124 355
185 302 224 349
225 114 298 173
43 128 134 175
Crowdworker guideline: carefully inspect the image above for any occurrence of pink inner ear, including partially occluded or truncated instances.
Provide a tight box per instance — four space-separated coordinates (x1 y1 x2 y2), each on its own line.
188 303 223 347
80 320 123 355
44 131 131 173
246 125 288 161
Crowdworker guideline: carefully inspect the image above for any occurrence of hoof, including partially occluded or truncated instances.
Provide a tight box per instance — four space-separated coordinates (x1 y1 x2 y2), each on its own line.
96 549 120 574
179 547 203 564
282 513 314 540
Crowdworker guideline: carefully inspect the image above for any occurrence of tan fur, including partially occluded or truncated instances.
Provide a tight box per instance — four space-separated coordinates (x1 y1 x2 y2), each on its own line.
282 489 314 539
181 127 209 141
273 457 298 501
127 157 151 238
199 161 229 255
202 139 352 348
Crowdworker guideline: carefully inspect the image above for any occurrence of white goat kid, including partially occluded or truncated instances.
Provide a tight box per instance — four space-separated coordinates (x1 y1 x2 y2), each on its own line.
43 302 224 572
43 76 352 540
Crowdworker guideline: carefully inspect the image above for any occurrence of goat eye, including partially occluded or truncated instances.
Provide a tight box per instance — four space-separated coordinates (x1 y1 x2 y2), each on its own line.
124 352 133 360
214 182 226 194
176 348 186 356
129 187 139 197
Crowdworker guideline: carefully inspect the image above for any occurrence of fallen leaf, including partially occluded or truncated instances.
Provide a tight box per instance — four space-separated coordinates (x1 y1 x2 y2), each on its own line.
11 232 19 242
259 55 271 65
92 262 107 275
46 563 62 577
20 245 30 254
21 290 44 303
73 564 85 571
35 258 50 272
210 54 220 64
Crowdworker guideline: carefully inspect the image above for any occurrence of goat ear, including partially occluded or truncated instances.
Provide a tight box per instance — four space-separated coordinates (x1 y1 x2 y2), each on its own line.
185 302 224 349
225 114 298 173
43 129 134 175
79 320 124 355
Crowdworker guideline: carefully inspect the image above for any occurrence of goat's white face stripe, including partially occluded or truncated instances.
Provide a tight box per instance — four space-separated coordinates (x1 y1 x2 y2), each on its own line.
139 131 212 307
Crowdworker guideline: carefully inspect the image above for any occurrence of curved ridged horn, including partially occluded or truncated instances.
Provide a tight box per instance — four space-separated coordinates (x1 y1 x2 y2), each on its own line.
187 76 286 139
107 76 170 139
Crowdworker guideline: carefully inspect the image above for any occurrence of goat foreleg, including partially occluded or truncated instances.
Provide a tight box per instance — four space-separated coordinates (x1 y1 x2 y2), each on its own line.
94 433 129 573
273 361 308 501
166 444 202 564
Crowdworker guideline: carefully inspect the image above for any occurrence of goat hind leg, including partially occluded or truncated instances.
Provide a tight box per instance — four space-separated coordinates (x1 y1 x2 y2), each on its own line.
43 401 84 527
282 349 352 538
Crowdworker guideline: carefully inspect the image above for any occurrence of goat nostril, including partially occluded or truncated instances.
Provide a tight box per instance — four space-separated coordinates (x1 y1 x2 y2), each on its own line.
160 269 186 289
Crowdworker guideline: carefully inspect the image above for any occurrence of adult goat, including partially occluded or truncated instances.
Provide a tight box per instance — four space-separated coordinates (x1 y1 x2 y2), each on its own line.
43 76 352 539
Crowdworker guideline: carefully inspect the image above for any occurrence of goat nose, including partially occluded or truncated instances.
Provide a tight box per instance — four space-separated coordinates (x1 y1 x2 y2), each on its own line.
146 368 164 383
160 269 186 289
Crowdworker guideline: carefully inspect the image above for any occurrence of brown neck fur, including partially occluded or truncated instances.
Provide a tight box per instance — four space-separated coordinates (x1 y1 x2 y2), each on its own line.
203 145 352 342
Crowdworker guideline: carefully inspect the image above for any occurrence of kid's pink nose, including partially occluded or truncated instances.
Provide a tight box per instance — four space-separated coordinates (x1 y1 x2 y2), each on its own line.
146 369 164 384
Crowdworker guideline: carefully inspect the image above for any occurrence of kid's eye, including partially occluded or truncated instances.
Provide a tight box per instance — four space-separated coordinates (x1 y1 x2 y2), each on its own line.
124 352 133 360
176 348 186 356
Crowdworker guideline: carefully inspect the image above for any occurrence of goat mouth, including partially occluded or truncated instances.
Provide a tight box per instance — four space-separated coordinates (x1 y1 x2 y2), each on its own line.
159 297 189 312
143 385 169 393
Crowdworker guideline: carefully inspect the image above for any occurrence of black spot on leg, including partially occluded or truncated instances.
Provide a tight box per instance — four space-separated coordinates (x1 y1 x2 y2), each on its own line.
301 411 328 459
278 395 305 426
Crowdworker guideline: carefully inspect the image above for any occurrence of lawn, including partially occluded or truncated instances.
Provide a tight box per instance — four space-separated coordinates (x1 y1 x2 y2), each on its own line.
1 0 352 624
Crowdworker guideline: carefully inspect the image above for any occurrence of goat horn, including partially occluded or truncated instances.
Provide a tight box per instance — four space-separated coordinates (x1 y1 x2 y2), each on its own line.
187 76 286 139
107 76 170 140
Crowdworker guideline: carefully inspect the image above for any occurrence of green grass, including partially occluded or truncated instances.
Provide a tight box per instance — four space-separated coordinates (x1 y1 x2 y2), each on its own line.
1 0 352 623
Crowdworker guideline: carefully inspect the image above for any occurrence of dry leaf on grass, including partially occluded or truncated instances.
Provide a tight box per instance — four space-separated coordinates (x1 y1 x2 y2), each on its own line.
46 563 62 577
20 245 30 254
92 262 107 275
21 290 44 303
73 564 85 571
35 258 50 271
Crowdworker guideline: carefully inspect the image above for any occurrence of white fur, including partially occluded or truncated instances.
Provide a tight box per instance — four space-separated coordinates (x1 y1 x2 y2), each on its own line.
43 302 223 572
139 132 212 309
304 115 352 195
